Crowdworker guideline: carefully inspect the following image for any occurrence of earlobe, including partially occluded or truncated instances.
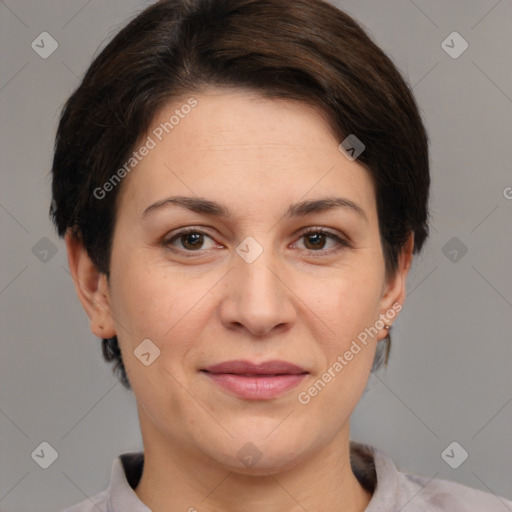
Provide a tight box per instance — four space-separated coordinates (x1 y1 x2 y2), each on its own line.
64 229 116 339
377 233 415 340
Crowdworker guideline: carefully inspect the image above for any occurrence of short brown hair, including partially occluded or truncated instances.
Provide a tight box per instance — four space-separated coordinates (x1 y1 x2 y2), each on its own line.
50 0 430 389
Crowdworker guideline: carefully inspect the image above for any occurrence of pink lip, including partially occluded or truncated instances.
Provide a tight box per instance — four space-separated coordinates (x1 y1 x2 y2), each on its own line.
201 360 309 400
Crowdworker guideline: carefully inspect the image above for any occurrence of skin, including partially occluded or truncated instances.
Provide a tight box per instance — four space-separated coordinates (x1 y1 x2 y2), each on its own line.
66 87 414 512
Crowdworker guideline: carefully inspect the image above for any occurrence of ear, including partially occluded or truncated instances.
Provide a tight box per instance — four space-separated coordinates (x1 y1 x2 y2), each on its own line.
376 232 415 341
64 229 116 339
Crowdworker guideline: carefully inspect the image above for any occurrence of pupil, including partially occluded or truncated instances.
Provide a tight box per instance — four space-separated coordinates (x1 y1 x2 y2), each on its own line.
183 233 202 249
306 233 325 249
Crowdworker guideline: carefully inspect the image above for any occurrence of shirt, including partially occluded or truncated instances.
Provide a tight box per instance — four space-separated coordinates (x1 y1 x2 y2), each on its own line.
60 441 512 511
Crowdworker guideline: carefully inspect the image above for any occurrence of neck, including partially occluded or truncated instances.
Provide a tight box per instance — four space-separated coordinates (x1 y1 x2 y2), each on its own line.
134 412 372 512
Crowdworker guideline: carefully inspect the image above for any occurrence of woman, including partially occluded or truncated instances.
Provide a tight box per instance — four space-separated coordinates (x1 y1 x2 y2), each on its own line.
50 0 512 510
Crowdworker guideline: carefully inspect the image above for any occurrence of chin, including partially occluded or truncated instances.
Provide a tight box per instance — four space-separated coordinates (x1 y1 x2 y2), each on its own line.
205 432 310 476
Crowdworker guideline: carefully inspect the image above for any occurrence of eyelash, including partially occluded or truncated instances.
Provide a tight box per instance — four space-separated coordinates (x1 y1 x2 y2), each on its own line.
163 226 350 257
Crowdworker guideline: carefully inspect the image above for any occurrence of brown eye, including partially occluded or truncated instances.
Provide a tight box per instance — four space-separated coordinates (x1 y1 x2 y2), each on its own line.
295 228 349 255
165 229 218 252
179 232 204 250
303 232 328 250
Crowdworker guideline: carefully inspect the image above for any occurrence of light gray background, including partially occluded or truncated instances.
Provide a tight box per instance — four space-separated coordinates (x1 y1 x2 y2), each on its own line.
1 0 511 510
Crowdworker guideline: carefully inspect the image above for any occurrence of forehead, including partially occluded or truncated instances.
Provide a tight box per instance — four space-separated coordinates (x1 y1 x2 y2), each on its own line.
115 88 377 222
178 88 332 143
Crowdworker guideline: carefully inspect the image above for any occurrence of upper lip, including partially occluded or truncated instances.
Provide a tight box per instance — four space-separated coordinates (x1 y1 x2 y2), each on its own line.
202 360 308 375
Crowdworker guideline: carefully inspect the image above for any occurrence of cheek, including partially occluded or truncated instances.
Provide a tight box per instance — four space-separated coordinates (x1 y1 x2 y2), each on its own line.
108 250 215 370
300 271 382 401
107 250 177 344
309 262 384 340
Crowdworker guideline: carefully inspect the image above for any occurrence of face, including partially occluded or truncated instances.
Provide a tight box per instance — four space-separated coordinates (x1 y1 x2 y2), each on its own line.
71 87 411 474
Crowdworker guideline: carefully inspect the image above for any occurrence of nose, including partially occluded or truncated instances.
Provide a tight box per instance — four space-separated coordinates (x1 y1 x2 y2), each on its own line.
219 242 297 338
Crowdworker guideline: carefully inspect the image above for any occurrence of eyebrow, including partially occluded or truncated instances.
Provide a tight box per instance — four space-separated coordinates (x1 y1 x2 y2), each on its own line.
142 195 368 222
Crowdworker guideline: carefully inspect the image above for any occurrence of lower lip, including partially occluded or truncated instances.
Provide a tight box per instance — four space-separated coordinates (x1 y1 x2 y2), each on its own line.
202 372 307 400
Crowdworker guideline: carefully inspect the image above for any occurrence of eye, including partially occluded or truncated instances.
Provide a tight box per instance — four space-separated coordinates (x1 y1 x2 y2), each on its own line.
293 227 349 255
164 228 219 253
163 226 350 256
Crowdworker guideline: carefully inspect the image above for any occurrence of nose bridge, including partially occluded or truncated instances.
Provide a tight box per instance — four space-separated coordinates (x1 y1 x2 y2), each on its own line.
222 233 295 335
234 233 282 299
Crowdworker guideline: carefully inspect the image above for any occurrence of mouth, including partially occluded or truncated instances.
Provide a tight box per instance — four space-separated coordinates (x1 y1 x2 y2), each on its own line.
200 360 309 400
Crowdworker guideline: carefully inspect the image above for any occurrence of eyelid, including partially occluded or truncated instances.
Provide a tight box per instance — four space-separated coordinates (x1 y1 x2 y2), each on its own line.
163 226 220 253
299 226 350 242
292 226 351 254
